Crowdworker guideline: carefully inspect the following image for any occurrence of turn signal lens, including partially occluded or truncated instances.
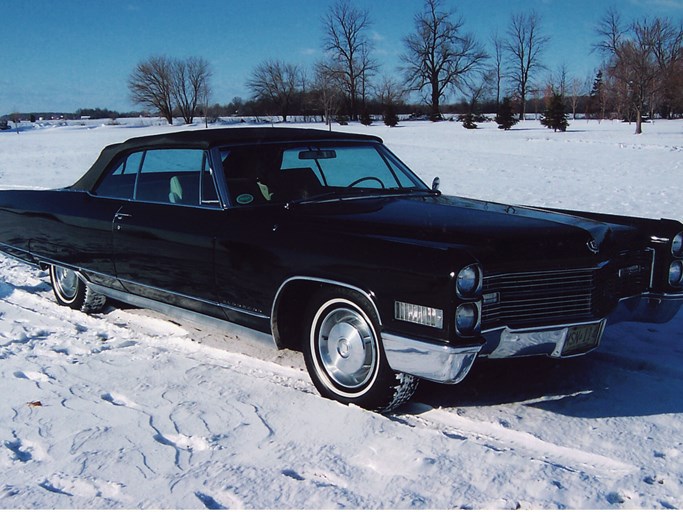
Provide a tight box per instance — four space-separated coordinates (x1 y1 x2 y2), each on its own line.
395 301 444 329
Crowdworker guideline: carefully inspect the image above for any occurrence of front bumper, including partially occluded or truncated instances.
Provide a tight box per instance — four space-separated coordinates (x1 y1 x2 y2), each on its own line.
482 320 606 359
382 293 682 384
607 292 683 325
383 332 482 384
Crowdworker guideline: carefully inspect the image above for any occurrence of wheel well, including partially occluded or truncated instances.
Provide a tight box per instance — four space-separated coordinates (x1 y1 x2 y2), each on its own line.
272 278 378 351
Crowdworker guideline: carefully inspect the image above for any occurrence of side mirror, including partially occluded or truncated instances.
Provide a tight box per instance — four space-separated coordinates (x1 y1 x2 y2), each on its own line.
431 177 440 192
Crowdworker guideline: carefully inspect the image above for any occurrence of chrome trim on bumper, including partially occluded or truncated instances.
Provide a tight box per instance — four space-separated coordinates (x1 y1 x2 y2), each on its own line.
487 319 606 359
382 332 482 384
607 292 683 325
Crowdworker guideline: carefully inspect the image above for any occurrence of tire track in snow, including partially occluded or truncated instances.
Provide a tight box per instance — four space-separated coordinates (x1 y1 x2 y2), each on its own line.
393 404 636 478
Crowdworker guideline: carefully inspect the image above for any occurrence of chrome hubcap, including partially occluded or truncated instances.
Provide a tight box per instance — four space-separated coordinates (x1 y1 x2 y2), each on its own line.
318 307 377 389
54 266 78 300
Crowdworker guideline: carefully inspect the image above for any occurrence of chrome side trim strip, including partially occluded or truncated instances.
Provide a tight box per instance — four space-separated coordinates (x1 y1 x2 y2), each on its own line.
87 282 277 349
114 276 271 319
33 261 270 321
0 242 36 264
383 332 482 384
0 241 24 252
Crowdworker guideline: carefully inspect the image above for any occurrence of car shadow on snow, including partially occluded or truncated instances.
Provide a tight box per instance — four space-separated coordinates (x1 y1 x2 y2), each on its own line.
410 345 683 419
0 281 13 299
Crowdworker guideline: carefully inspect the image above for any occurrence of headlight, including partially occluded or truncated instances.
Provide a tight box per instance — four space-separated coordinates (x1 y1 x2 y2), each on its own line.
669 261 683 287
672 232 683 257
456 303 480 336
456 264 482 298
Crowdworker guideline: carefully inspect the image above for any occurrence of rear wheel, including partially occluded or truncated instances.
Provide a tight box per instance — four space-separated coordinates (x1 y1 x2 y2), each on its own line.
49 264 106 313
303 288 418 412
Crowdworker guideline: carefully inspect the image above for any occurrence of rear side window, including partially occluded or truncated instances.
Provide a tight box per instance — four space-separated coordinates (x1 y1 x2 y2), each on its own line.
93 155 139 199
94 148 219 207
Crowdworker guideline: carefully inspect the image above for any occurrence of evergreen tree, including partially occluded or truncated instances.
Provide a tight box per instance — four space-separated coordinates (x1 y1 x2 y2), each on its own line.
541 93 569 132
495 97 518 130
360 108 372 126
461 112 477 129
588 70 605 120
383 104 399 127
590 70 603 100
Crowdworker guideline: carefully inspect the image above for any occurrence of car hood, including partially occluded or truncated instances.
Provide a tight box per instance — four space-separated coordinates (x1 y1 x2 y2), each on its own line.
289 194 641 262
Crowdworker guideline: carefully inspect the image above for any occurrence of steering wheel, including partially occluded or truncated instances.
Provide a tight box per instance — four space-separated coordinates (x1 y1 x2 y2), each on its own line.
347 176 385 188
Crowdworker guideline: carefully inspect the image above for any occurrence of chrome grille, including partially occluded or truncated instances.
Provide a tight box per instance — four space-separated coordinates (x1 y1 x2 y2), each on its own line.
482 268 595 329
481 250 651 331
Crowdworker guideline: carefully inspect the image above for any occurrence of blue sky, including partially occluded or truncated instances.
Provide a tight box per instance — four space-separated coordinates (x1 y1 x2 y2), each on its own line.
1 0 682 114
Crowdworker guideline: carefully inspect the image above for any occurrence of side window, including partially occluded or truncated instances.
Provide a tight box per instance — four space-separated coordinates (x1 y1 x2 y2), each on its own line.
93 152 142 199
94 149 220 207
221 147 283 206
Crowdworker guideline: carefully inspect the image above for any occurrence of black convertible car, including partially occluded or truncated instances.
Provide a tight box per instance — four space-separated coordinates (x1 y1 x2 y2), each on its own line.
0 127 681 411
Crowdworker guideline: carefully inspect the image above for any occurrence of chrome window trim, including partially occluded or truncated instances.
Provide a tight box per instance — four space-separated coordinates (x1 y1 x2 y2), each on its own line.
646 247 656 289
90 147 225 210
91 194 225 211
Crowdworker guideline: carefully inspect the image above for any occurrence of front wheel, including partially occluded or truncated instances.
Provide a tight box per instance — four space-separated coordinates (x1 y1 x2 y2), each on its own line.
49 264 106 313
303 289 418 412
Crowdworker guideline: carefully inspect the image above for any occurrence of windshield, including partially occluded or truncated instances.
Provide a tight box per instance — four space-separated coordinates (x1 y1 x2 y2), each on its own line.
220 141 428 206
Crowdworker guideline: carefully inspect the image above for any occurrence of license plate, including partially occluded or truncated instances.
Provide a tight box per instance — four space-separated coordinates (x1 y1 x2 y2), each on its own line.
562 322 604 356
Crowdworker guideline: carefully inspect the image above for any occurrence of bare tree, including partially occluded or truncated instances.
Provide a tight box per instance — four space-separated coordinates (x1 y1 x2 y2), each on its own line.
128 56 175 124
568 76 588 120
649 17 683 119
596 8 669 133
172 57 212 125
490 31 505 108
247 60 302 122
376 75 406 106
463 69 495 114
402 0 487 120
129 56 211 125
505 11 550 120
322 0 376 120
314 61 344 129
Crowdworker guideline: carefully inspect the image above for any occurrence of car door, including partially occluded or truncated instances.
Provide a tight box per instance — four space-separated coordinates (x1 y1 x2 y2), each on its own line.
100 147 222 311
212 145 292 328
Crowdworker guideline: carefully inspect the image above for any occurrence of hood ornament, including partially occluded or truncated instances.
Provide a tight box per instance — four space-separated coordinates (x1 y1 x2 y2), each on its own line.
587 239 600 254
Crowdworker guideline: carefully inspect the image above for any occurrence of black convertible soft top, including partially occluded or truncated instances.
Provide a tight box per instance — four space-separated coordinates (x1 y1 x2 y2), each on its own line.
70 127 383 191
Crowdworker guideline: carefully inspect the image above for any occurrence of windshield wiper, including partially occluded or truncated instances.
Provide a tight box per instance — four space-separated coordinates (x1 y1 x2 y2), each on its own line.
287 187 434 207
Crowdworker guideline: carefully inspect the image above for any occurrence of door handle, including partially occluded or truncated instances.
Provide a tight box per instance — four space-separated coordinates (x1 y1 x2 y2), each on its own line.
114 212 132 230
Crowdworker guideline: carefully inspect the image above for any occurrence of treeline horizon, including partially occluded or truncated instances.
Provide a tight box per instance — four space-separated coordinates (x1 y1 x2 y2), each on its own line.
0 92 661 124
3 0 682 132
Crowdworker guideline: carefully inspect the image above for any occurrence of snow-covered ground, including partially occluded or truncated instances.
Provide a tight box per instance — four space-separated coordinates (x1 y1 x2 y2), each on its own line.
0 118 682 509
